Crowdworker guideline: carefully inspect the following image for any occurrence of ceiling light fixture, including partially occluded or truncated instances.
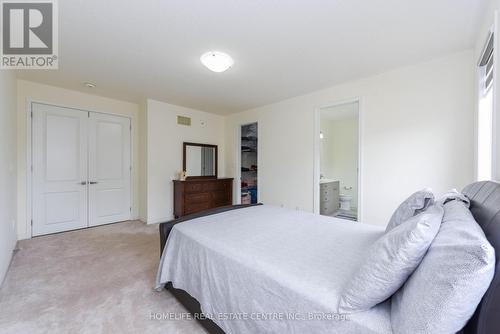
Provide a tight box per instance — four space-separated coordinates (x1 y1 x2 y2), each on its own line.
200 51 233 72
83 82 96 88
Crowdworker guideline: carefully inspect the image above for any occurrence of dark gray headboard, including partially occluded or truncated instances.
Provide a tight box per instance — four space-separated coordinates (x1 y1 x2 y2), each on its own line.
462 181 500 334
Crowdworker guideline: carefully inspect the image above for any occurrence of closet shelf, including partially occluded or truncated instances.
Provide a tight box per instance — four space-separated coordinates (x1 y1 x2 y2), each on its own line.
241 136 258 142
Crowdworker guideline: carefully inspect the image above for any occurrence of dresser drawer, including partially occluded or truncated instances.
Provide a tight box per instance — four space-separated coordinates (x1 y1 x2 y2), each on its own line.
173 178 234 218
212 190 230 206
320 202 338 215
320 182 339 191
184 202 212 215
321 186 336 198
321 194 333 203
185 192 211 204
185 183 203 193
320 202 331 214
202 181 227 192
320 182 339 198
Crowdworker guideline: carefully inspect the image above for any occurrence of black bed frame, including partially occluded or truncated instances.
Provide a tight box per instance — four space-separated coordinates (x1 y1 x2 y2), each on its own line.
159 182 500 334
159 204 260 334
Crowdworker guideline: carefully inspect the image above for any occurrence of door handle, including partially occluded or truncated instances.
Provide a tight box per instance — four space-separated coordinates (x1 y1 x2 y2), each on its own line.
89 181 98 185
79 181 87 185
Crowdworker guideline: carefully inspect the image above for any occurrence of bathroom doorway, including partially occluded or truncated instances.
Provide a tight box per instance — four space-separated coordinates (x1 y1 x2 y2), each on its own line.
240 123 258 204
314 100 360 221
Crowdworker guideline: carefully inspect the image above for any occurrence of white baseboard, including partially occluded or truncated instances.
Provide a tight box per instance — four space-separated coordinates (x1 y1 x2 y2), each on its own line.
0 240 18 288
145 216 174 224
16 232 30 240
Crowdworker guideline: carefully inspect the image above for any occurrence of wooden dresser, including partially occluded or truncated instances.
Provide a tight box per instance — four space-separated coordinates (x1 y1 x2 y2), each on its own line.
173 178 233 218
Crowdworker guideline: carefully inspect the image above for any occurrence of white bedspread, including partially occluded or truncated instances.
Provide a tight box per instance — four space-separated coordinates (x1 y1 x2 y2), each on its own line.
156 205 393 334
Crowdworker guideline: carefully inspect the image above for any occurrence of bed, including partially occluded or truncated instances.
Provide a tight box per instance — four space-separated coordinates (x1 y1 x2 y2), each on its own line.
156 181 500 334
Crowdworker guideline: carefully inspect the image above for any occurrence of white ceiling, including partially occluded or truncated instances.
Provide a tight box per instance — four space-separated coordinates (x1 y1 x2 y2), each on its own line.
17 0 487 115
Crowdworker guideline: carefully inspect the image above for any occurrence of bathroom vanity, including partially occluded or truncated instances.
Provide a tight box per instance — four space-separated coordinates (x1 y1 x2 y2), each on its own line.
320 180 340 216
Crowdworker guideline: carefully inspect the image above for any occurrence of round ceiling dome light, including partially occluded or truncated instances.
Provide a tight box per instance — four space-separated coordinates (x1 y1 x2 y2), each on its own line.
200 51 234 72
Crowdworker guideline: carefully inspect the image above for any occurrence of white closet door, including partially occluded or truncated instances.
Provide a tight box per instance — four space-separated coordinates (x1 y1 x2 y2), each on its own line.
88 113 131 226
32 104 89 236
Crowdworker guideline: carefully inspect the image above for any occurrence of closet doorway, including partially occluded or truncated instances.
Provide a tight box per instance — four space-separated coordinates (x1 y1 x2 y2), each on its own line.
31 103 132 236
240 123 258 204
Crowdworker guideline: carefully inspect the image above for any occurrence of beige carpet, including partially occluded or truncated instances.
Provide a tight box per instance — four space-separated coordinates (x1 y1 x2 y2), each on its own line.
0 221 207 334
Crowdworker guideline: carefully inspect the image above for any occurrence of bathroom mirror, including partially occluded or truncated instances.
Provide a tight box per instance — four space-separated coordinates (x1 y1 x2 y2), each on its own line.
183 142 218 179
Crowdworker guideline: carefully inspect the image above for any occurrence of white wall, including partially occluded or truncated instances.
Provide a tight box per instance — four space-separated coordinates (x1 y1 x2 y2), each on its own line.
16 80 141 239
11 49 478 235
0 71 18 284
225 50 475 226
146 99 226 223
321 117 359 209
475 1 500 181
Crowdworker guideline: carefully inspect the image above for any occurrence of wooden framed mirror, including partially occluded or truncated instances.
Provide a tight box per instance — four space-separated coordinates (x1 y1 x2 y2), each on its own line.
183 142 218 179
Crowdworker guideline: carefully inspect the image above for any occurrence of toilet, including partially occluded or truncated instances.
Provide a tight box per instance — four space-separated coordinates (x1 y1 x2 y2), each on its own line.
339 194 352 211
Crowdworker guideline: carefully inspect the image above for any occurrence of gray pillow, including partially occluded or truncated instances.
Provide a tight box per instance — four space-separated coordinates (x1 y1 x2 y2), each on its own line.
391 200 495 334
386 189 434 232
437 188 470 207
338 204 443 313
